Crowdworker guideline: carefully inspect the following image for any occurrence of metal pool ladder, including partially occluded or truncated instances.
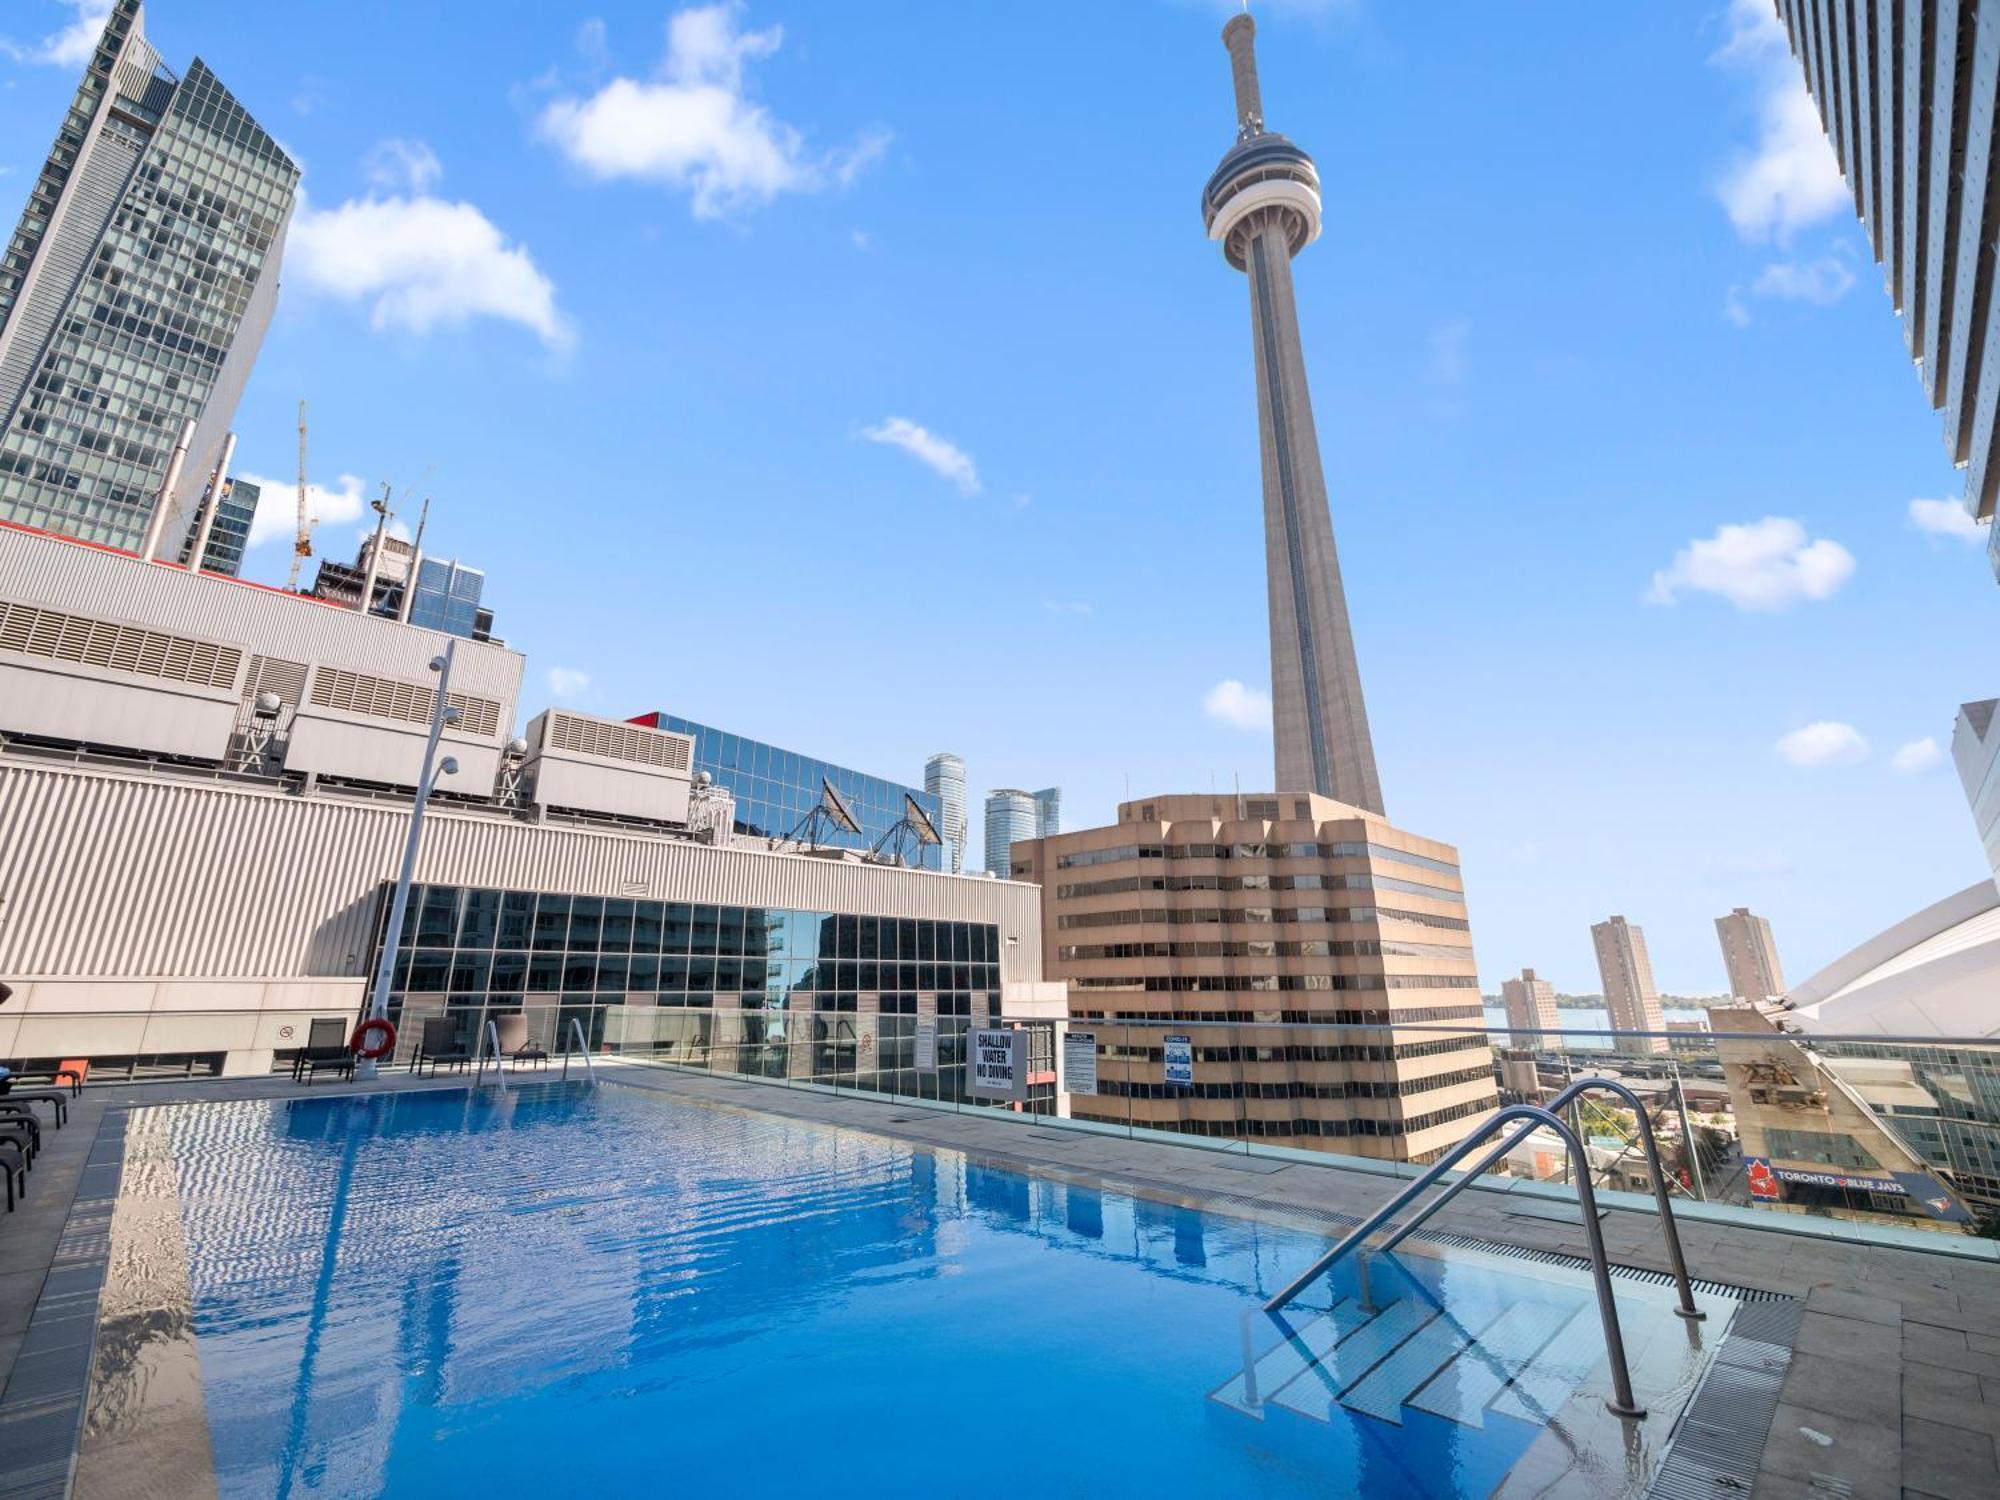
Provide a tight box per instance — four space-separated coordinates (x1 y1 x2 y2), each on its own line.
1261 1077 1705 1421
474 1018 507 1090
561 1016 597 1086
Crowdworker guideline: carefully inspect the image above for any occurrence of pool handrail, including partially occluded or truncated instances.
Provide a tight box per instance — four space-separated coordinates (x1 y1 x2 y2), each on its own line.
474 1018 506 1089
562 1017 597 1087
1372 1075 1704 1321
1262 1101 1645 1419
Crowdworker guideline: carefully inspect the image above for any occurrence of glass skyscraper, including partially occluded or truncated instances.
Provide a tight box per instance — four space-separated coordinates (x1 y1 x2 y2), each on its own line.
633 713 943 871
407 557 486 638
176 475 256 577
984 789 1037 877
924 752 967 874
0 0 297 557
1033 786 1062 838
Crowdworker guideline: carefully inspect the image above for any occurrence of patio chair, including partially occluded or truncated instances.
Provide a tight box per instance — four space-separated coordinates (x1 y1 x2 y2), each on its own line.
413 1017 472 1078
292 1017 355 1085
0 1070 67 1127
494 1013 548 1071
0 1139 23 1212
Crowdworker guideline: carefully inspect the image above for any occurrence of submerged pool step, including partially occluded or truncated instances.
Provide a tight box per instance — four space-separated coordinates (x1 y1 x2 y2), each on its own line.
1404 1300 1580 1428
1208 1300 1371 1417
1336 1299 1506 1424
1488 1303 1607 1425
1268 1299 1433 1422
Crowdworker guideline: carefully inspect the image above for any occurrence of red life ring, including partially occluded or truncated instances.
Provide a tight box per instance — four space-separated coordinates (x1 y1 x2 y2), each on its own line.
350 1017 397 1060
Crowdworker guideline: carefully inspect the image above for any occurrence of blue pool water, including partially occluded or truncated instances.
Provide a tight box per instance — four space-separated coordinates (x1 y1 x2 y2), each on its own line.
148 1083 1712 1497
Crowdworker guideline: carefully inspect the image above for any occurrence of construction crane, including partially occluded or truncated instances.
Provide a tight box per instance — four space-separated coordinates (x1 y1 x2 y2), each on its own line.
286 400 317 591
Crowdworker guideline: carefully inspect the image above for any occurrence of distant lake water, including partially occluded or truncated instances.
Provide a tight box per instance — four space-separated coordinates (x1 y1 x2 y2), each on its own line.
1478 1004 1709 1051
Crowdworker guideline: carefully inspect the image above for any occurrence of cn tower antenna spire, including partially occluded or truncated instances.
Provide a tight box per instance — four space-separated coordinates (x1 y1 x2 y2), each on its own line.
1200 11 1385 814
1222 12 1263 136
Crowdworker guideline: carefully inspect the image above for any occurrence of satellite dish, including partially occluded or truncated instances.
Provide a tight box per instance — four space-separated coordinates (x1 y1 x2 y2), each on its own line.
820 777 862 836
903 793 941 846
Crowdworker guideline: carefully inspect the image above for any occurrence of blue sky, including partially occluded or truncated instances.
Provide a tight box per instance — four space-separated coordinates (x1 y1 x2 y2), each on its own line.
2 0 1994 995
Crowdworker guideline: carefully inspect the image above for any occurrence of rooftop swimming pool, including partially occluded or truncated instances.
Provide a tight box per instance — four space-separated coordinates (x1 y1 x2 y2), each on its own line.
80 1082 1746 1498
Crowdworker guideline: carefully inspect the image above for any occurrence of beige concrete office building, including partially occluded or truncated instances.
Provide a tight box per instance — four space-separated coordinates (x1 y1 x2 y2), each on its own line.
1716 906 1787 1004
1499 967 1560 1044
1014 793 1498 1165
1592 916 1668 1055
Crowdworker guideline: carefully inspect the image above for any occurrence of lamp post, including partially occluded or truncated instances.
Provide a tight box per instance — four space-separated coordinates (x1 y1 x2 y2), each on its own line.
357 641 460 1081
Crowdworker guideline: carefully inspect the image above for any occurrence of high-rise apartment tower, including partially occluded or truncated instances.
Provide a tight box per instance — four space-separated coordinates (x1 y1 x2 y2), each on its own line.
1591 916 1667 1055
925 753 968 874
1032 787 1061 839
1768 1 2000 578
1203 14 1382 812
985 789 1036 878
0 0 297 558
1716 906 1787 1004
1500 967 1561 1045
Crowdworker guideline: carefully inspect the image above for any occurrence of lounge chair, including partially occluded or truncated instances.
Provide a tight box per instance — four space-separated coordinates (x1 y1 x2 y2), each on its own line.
291 1017 355 1085
412 1017 472 1078
494 1013 548 1071
0 1068 67 1127
0 1139 22 1212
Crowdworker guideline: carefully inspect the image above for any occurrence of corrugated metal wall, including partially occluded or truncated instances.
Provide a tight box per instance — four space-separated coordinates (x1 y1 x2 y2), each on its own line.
0 760 1046 982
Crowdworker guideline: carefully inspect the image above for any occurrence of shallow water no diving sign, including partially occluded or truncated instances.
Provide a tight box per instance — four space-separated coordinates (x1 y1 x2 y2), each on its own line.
968 1027 1027 1102
1164 1034 1193 1088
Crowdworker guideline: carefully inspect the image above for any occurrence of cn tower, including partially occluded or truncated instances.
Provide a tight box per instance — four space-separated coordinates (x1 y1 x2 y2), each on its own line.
1203 15 1384 816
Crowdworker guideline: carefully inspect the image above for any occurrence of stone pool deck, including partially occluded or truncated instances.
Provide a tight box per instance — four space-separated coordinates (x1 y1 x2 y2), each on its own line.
0 1064 1996 1499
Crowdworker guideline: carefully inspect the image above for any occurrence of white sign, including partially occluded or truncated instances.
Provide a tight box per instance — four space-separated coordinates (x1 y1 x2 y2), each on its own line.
915 1020 937 1071
1063 1030 1098 1096
1164 1034 1194 1088
968 1027 1027 1101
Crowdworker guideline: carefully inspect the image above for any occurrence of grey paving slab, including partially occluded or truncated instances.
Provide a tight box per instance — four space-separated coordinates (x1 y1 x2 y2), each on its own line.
1901 1416 2000 1500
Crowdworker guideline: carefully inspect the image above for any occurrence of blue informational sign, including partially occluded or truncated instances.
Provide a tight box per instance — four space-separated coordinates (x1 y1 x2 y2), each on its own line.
1164 1034 1193 1088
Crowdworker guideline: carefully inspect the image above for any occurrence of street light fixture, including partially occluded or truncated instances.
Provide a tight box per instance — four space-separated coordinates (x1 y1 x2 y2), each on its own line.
356 640 460 1080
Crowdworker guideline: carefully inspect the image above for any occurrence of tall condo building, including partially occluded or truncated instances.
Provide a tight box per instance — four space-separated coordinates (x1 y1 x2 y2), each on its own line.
1591 916 1668 1055
1768 1 2000 576
1203 14 1382 811
1032 786 1062 838
985 789 1037 877
1499 967 1561 1044
1715 906 1787 1004
924 752 968 874
0 0 297 558
1017 794 1496 1164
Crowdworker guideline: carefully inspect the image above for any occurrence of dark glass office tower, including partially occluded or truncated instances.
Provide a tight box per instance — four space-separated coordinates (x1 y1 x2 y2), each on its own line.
0 0 297 556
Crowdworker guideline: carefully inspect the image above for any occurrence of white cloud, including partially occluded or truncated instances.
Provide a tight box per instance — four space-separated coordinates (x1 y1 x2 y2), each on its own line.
1774 720 1869 768
235 470 370 548
287 153 569 350
1750 253 1855 305
1204 679 1272 732
1710 0 1847 245
1723 285 1752 327
537 3 889 219
364 138 443 195
546 667 591 699
850 229 871 250
1891 737 1944 775
1 1 111 67
1041 600 1093 617
1648 516 1855 611
861 416 979 495
1909 497 1989 545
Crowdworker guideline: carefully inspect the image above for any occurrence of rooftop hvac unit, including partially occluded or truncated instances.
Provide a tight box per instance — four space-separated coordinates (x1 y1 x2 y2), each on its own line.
520 709 695 824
